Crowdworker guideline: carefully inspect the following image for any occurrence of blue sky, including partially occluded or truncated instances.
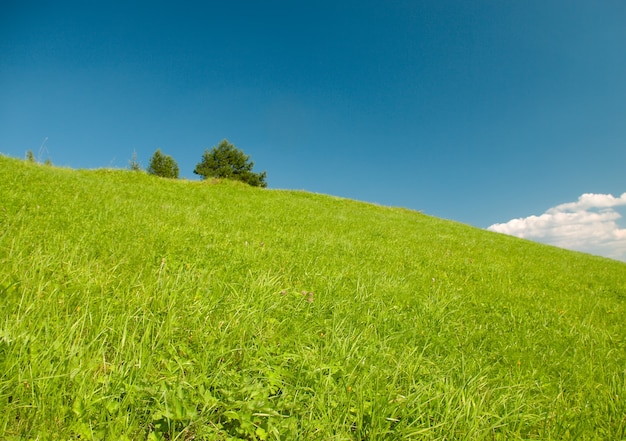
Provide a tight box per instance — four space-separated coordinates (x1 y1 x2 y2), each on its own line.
2 1 625 260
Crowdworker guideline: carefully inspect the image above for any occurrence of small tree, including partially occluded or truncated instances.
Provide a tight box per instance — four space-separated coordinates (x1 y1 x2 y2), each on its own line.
147 149 179 179
194 139 267 187
26 150 35 163
128 150 141 171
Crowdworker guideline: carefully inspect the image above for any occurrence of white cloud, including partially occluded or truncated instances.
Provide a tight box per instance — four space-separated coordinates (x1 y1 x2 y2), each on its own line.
487 193 626 262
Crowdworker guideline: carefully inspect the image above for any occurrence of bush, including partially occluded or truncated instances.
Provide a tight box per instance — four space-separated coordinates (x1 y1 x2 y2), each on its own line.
147 149 179 179
194 140 267 187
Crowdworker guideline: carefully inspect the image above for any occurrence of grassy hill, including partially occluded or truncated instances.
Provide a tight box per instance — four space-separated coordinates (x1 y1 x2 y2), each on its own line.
1 154 625 440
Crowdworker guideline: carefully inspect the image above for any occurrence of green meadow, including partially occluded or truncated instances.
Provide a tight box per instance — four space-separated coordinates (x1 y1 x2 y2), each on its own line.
1 154 625 440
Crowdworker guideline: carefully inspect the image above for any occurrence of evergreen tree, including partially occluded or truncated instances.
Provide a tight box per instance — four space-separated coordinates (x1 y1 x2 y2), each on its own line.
194 140 267 187
147 149 179 179
128 150 141 171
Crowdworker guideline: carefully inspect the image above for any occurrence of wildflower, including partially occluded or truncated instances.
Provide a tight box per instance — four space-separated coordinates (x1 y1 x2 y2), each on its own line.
280 290 287 296
300 290 314 302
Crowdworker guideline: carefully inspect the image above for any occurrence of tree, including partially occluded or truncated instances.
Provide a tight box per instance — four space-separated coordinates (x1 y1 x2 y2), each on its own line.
194 139 267 187
128 150 141 171
147 149 179 179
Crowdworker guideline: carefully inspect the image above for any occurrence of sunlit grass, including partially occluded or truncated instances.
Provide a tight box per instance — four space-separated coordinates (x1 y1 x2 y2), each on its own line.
1 155 625 439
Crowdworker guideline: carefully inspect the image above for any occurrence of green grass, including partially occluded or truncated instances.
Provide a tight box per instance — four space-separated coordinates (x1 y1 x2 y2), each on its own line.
1 154 625 440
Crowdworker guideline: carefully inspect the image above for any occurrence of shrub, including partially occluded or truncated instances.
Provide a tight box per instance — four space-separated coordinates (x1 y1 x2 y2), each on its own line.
147 149 179 179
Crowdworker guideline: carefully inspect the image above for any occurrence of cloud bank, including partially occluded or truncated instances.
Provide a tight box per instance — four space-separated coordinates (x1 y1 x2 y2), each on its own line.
487 193 626 262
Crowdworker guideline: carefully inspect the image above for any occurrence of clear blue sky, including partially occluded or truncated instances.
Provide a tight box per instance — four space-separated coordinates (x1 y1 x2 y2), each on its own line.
2 1 625 250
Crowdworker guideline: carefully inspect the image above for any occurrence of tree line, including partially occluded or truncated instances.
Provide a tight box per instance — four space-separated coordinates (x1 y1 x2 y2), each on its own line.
135 139 267 188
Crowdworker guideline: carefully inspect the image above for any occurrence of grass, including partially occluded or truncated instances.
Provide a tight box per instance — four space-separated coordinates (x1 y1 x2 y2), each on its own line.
1 154 625 440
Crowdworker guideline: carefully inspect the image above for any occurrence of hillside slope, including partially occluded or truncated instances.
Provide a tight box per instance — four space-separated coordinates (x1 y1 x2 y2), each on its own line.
1 155 625 440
